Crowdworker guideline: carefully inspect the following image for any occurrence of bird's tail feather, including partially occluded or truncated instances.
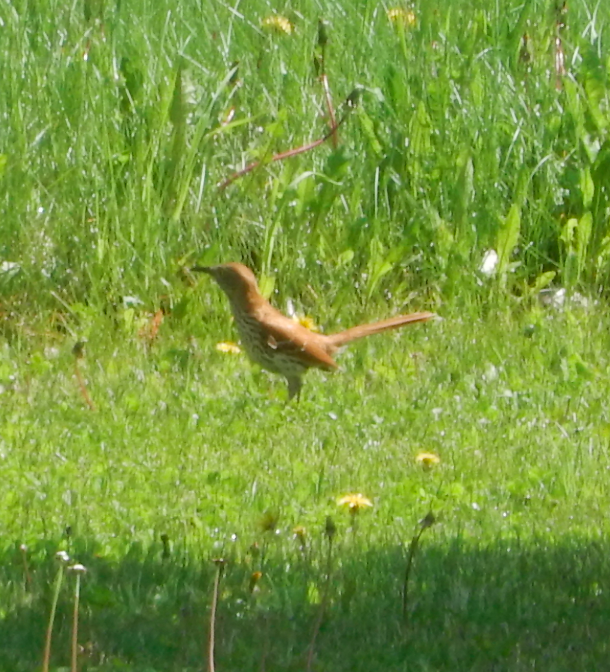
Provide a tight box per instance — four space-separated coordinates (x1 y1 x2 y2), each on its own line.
326 312 435 348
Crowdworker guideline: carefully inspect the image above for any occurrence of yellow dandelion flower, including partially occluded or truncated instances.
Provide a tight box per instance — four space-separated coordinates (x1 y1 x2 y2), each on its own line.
261 15 293 35
415 452 440 469
293 525 307 548
293 525 307 540
249 571 263 593
387 7 417 27
215 341 241 354
337 493 373 511
293 314 319 332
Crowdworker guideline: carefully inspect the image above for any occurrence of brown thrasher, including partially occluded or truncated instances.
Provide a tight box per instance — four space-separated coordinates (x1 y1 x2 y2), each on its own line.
192 262 435 399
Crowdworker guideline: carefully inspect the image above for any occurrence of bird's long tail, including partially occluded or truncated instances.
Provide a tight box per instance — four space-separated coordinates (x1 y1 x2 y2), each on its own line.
325 312 435 348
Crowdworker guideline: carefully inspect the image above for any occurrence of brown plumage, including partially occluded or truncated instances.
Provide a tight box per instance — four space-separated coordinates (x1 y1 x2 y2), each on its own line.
193 262 435 399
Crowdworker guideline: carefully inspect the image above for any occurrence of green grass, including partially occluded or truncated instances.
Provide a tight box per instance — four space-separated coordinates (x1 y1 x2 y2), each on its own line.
2 0 610 669
3 305 610 670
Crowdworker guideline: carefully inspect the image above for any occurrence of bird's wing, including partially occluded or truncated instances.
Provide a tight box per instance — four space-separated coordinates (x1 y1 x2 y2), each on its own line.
258 307 338 371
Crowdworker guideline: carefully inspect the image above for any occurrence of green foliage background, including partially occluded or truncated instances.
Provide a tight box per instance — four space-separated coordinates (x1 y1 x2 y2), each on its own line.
2 0 610 313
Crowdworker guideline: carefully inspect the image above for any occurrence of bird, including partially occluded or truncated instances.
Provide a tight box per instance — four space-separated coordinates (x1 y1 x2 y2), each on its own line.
192 262 435 399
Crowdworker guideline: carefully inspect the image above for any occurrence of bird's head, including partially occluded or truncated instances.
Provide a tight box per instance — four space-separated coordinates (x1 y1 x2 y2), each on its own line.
192 262 260 306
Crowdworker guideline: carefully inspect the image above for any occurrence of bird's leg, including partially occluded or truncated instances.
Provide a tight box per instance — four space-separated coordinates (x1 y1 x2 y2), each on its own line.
286 375 303 402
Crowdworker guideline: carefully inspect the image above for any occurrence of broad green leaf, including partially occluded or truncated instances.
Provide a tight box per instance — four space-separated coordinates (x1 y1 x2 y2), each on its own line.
563 250 579 290
454 149 474 242
560 217 577 246
563 78 585 139
409 100 431 157
580 168 595 209
366 260 393 299
258 274 275 300
576 211 593 280
357 106 383 158
338 249 354 266
582 48 607 132
530 271 556 295
496 203 521 277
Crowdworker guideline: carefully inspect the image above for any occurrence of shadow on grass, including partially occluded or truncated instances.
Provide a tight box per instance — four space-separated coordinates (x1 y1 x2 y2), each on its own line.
1 535 608 671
